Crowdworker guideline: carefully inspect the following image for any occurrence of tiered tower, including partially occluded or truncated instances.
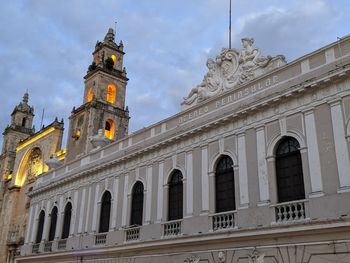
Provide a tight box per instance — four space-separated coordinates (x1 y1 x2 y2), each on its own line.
0 92 34 182
65 28 130 162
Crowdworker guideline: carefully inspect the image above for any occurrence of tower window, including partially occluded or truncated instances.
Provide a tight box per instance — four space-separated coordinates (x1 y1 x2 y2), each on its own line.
104 119 115 140
87 88 93 102
22 117 27 127
106 84 116 104
111 54 117 64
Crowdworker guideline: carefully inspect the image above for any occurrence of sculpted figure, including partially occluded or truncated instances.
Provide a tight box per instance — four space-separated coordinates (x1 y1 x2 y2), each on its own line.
248 249 265 263
184 58 223 104
240 38 272 71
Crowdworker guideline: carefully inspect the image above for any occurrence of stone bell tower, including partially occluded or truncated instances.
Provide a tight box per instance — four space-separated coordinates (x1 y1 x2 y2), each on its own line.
65 28 130 162
0 92 35 180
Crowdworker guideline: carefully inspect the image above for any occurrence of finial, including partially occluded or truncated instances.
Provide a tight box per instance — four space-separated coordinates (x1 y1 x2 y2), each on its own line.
23 91 29 104
104 28 115 43
54 117 58 122
61 118 64 123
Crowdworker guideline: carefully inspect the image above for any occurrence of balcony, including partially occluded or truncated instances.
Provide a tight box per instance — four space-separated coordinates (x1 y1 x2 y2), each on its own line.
210 211 236 231
273 199 308 223
57 239 67 250
125 226 140 242
32 243 40 254
95 233 107 245
163 220 182 237
44 241 52 252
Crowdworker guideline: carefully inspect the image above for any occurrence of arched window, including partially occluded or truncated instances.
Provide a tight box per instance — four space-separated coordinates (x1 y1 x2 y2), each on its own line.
61 203 72 239
87 88 93 102
22 117 26 127
130 181 144 226
106 84 116 104
168 170 183 221
35 210 45 244
111 54 117 65
215 155 235 213
104 119 115 140
276 137 305 203
99 191 112 233
48 207 58 241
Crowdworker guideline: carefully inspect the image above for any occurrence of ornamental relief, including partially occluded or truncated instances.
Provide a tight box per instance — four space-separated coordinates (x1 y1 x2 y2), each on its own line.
183 38 286 108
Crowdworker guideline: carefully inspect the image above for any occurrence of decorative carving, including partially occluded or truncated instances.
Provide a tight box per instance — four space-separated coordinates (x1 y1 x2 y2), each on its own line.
218 251 226 263
182 38 286 109
184 255 200 263
248 249 265 263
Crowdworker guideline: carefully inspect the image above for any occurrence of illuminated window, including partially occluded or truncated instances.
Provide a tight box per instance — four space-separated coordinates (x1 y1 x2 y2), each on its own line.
104 119 115 140
111 54 117 64
87 88 93 102
106 84 116 104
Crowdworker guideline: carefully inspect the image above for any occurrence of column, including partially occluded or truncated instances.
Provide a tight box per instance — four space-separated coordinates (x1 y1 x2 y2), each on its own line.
78 187 86 234
121 174 129 227
55 196 64 239
201 145 209 213
330 100 350 189
91 183 100 232
70 190 79 235
304 110 324 194
144 166 152 224
256 127 269 203
42 200 52 241
84 186 92 233
238 133 249 207
111 177 119 230
25 205 35 243
156 162 164 222
30 203 40 243
28 204 38 243
186 151 193 216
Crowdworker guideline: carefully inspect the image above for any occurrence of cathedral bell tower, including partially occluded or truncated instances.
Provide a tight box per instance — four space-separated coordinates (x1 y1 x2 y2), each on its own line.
65 28 130 162
0 92 34 180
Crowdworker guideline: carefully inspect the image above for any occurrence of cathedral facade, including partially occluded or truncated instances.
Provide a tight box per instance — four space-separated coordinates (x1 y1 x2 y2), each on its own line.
2 28 350 263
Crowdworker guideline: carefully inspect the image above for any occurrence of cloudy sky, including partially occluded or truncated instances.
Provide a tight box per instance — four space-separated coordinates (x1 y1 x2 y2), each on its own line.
0 0 349 149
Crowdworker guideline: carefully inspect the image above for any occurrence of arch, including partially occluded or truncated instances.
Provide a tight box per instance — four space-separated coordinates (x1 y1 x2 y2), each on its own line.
267 131 306 157
111 54 117 64
106 84 116 104
164 165 186 186
15 147 44 187
275 136 305 203
87 88 93 102
215 155 235 213
61 202 72 239
99 191 112 233
168 170 183 221
22 117 27 127
35 210 45 244
48 206 58 241
130 181 144 226
104 119 115 140
209 151 238 174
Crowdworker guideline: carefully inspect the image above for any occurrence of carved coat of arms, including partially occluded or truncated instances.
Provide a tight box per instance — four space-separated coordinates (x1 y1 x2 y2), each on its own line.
182 38 286 109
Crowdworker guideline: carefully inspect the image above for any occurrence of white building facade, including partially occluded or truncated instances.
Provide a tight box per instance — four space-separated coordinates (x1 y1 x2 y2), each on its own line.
17 34 350 263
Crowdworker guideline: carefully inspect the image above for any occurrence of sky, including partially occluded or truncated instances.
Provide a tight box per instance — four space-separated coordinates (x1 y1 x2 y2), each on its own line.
0 0 349 150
